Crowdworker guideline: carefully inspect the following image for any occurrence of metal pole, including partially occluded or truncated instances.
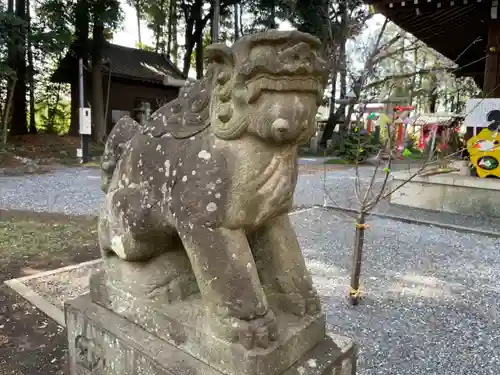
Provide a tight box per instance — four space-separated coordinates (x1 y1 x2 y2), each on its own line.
79 58 89 163
212 0 220 42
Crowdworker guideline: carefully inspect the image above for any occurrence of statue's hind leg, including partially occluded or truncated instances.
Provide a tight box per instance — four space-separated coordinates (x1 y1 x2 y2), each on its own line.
96 187 198 303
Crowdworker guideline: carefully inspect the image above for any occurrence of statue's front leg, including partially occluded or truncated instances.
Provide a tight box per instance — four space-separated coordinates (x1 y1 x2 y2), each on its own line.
250 214 321 317
180 225 278 349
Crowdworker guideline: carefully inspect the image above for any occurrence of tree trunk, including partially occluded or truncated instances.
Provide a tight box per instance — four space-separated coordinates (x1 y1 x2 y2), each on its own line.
26 0 36 134
5 0 15 136
429 74 438 113
233 3 239 41
136 2 142 46
320 69 338 148
47 84 61 134
172 2 178 64
409 46 419 107
69 81 79 135
336 4 349 144
11 0 28 135
270 0 276 29
349 211 367 306
91 20 106 143
2 77 17 146
153 0 166 53
195 29 203 79
182 6 196 76
182 33 195 77
154 17 161 53
167 0 175 57
74 0 89 135
239 3 243 36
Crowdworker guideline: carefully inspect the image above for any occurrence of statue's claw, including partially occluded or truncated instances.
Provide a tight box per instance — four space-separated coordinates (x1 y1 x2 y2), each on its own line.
211 310 278 350
236 310 278 350
275 276 321 317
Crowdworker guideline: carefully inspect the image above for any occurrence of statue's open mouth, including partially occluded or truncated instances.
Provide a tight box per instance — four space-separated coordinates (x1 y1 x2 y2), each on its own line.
246 75 323 105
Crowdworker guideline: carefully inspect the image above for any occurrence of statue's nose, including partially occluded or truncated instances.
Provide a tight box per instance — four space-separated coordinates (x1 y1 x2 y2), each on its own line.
272 118 290 132
272 118 289 133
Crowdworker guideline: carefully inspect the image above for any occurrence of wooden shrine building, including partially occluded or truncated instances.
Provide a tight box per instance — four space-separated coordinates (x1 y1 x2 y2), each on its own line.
52 41 187 135
366 0 500 97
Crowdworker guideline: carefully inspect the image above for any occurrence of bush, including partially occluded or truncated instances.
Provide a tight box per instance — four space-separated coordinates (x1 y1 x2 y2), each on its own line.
338 128 378 163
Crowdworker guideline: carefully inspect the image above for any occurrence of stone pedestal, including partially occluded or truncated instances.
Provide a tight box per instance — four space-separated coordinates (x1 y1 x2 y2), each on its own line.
65 294 356 375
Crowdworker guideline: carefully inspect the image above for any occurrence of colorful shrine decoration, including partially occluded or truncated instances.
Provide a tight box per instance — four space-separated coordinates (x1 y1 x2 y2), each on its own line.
467 128 500 178
391 106 413 151
365 104 413 149
394 105 414 113
366 112 378 134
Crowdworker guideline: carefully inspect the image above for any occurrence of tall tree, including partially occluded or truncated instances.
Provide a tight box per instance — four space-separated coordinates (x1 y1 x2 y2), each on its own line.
91 15 106 142
233 3 239 40
134 0 143 45
166 0 177 61
89 0 122 141
11 0 28 135
71 0 90 136
26 0 36 134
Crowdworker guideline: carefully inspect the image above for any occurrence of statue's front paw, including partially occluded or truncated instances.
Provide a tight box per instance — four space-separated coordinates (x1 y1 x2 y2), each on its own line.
234 310 278 350
305 293 321 315
275 276 321 316
211 310 278 350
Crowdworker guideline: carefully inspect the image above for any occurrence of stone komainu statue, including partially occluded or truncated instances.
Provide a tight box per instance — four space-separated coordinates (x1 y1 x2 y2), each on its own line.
95 30 328 351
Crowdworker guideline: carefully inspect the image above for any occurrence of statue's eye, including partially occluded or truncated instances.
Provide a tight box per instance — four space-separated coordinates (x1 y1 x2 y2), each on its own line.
249 46 276 61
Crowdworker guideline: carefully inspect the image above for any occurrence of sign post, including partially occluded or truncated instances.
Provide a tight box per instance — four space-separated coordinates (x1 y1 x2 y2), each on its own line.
78 58 90 163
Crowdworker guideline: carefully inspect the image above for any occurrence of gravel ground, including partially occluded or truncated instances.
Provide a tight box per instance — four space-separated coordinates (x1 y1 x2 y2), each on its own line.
0 168 102 216
1 165 500 234
0 166 349 215
14 207 500 375
291 208 500 375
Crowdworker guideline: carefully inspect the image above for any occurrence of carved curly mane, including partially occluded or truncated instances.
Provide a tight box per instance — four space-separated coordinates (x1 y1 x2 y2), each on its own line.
142 78 213 139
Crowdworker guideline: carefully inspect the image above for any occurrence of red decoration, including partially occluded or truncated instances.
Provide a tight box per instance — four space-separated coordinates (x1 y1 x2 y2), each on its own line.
393 105 414 112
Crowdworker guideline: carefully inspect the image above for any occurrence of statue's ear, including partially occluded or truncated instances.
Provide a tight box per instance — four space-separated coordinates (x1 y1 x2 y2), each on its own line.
205 43 235 68
205 44 235 86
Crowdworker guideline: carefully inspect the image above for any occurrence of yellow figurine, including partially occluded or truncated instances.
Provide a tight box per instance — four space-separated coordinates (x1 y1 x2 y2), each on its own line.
467 128 500 178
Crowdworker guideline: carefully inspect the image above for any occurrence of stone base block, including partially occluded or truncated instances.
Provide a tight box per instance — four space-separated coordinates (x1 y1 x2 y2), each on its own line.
90 269 327 375
65 294 356 375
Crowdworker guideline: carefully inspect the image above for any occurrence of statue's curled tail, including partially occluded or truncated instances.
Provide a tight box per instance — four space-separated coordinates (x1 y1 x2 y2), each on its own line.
100 115 142 193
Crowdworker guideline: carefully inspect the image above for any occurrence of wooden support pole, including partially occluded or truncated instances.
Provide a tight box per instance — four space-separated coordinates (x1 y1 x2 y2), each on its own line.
484 5 500 97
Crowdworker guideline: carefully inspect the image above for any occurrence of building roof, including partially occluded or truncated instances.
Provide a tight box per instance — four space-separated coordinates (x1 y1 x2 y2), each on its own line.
367 1 490 88
410 113 464 127
52 41 186 85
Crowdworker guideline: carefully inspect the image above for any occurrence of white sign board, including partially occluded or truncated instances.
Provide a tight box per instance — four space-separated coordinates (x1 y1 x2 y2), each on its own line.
463 98 500 128
79 107 92 135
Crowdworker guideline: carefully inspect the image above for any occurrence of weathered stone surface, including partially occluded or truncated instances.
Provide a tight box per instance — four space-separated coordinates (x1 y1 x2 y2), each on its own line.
95 28 329 352
90 267 325 375
65 294 356 375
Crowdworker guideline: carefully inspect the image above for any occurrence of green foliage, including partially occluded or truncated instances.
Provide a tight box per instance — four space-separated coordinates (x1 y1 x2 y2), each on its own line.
0 5 25 80
338 128 378 163
33 0 73 55
243 0 288 32
35 98 71 134
403 133 420 154
136 41 155 51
